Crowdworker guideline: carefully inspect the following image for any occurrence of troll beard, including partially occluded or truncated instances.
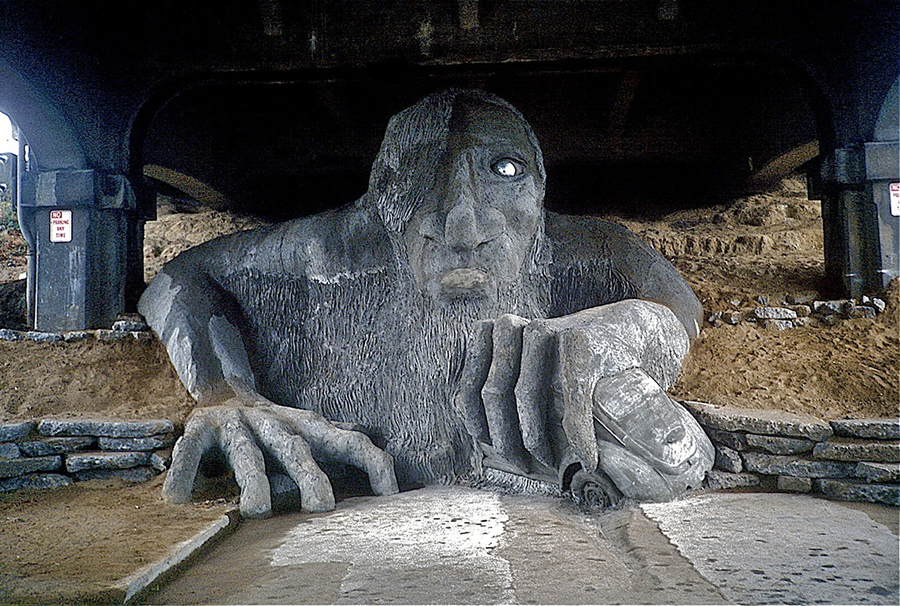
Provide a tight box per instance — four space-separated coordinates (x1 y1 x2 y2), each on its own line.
336 263 551 485
224 250 551 486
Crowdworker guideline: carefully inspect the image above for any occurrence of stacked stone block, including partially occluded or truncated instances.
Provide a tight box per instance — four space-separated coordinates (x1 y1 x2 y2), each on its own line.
684 401 899 506
705 294 888 330
0 419 174 492
0 312 152 343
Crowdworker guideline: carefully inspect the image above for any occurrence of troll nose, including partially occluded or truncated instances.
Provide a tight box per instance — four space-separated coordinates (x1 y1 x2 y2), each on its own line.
444 200 479 251
442 199 508 253
428 153 507 250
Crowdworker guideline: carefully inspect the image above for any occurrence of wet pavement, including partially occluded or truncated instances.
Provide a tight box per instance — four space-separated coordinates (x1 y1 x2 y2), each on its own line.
144 486 899 605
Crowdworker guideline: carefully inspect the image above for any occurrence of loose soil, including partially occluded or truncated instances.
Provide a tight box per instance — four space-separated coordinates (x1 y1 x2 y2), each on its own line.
0 476 230 604
0 177 897 603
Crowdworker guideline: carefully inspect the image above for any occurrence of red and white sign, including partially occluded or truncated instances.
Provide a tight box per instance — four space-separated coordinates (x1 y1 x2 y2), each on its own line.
49 209 72 243
891 182 900 217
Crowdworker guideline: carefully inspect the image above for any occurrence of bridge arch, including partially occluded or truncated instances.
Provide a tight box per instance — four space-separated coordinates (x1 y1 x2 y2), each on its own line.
0 59 85 172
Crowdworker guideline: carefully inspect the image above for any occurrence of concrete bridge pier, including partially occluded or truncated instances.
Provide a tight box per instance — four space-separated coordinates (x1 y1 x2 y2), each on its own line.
19 169 141 332
815 77 900 299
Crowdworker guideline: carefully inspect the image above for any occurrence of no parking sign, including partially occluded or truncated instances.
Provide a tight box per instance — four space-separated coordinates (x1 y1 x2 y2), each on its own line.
891 183 900 217
49 209 72 242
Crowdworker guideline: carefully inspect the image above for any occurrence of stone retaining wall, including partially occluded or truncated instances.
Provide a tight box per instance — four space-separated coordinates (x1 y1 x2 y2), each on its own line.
2 407 898 509
0 419 174 492
684 401 900 506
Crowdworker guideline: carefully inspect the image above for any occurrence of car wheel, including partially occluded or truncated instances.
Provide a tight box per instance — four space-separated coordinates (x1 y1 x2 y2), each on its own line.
570 469 624 510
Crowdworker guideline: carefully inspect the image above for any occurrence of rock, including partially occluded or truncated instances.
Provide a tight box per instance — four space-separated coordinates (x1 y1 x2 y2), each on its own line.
777 475 812 493
18 436 95 457
705 427 749 451
831 418 900 440
0 455 63 478
869 297 887 313
706 311 724 327
0 328 23 341
745 433 814 455
714 445 743 473
38 419 175 438
131 331 154 340
150 451 170 472
705 470 760 490
815 478 900 506
855 462 899 484
812 440 899 463
0 443 20 458
112 313 149 332
683 401 833 441
791 304 811 317
0 473 73 492
73 466 157 483
723 311 742 325
791 317 811 328
742 452 856 478
813 300 844 315
786 293 817 305
728 297 743 308
846 305 876 320
98 434 175 451
65 451 151 473
761 319 793 331
25 331 63 343
0 421 35 442
756 295 770 306
754 307 797 320
62 331 90 342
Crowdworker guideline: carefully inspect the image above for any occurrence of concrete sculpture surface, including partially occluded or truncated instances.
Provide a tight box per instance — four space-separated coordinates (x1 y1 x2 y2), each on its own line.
139 89 713 518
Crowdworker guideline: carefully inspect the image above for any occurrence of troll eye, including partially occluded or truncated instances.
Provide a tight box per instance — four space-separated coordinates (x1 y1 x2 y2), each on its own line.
491 159 520 177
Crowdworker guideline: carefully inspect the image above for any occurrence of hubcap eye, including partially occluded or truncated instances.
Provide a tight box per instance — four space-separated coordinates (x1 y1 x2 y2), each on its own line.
491 159 519 177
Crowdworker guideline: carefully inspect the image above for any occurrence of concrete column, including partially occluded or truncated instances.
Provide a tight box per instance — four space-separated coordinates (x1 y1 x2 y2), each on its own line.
866 77 900 290
815 77 900 298
816 142 897 298
866 141 900 290
18 169 137 332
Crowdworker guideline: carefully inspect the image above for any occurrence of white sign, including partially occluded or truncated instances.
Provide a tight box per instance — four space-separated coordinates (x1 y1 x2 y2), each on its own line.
49 209 72 242
891 183 900 217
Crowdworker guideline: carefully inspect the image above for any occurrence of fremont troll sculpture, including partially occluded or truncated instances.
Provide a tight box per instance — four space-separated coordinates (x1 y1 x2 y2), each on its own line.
139 89 714 518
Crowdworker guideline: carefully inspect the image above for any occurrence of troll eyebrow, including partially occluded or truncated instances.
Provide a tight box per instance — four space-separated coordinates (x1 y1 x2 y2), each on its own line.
456 133 531 154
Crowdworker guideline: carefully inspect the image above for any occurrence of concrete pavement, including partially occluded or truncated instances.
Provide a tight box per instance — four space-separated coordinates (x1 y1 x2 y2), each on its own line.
143 486 899 605
642 493 899 605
